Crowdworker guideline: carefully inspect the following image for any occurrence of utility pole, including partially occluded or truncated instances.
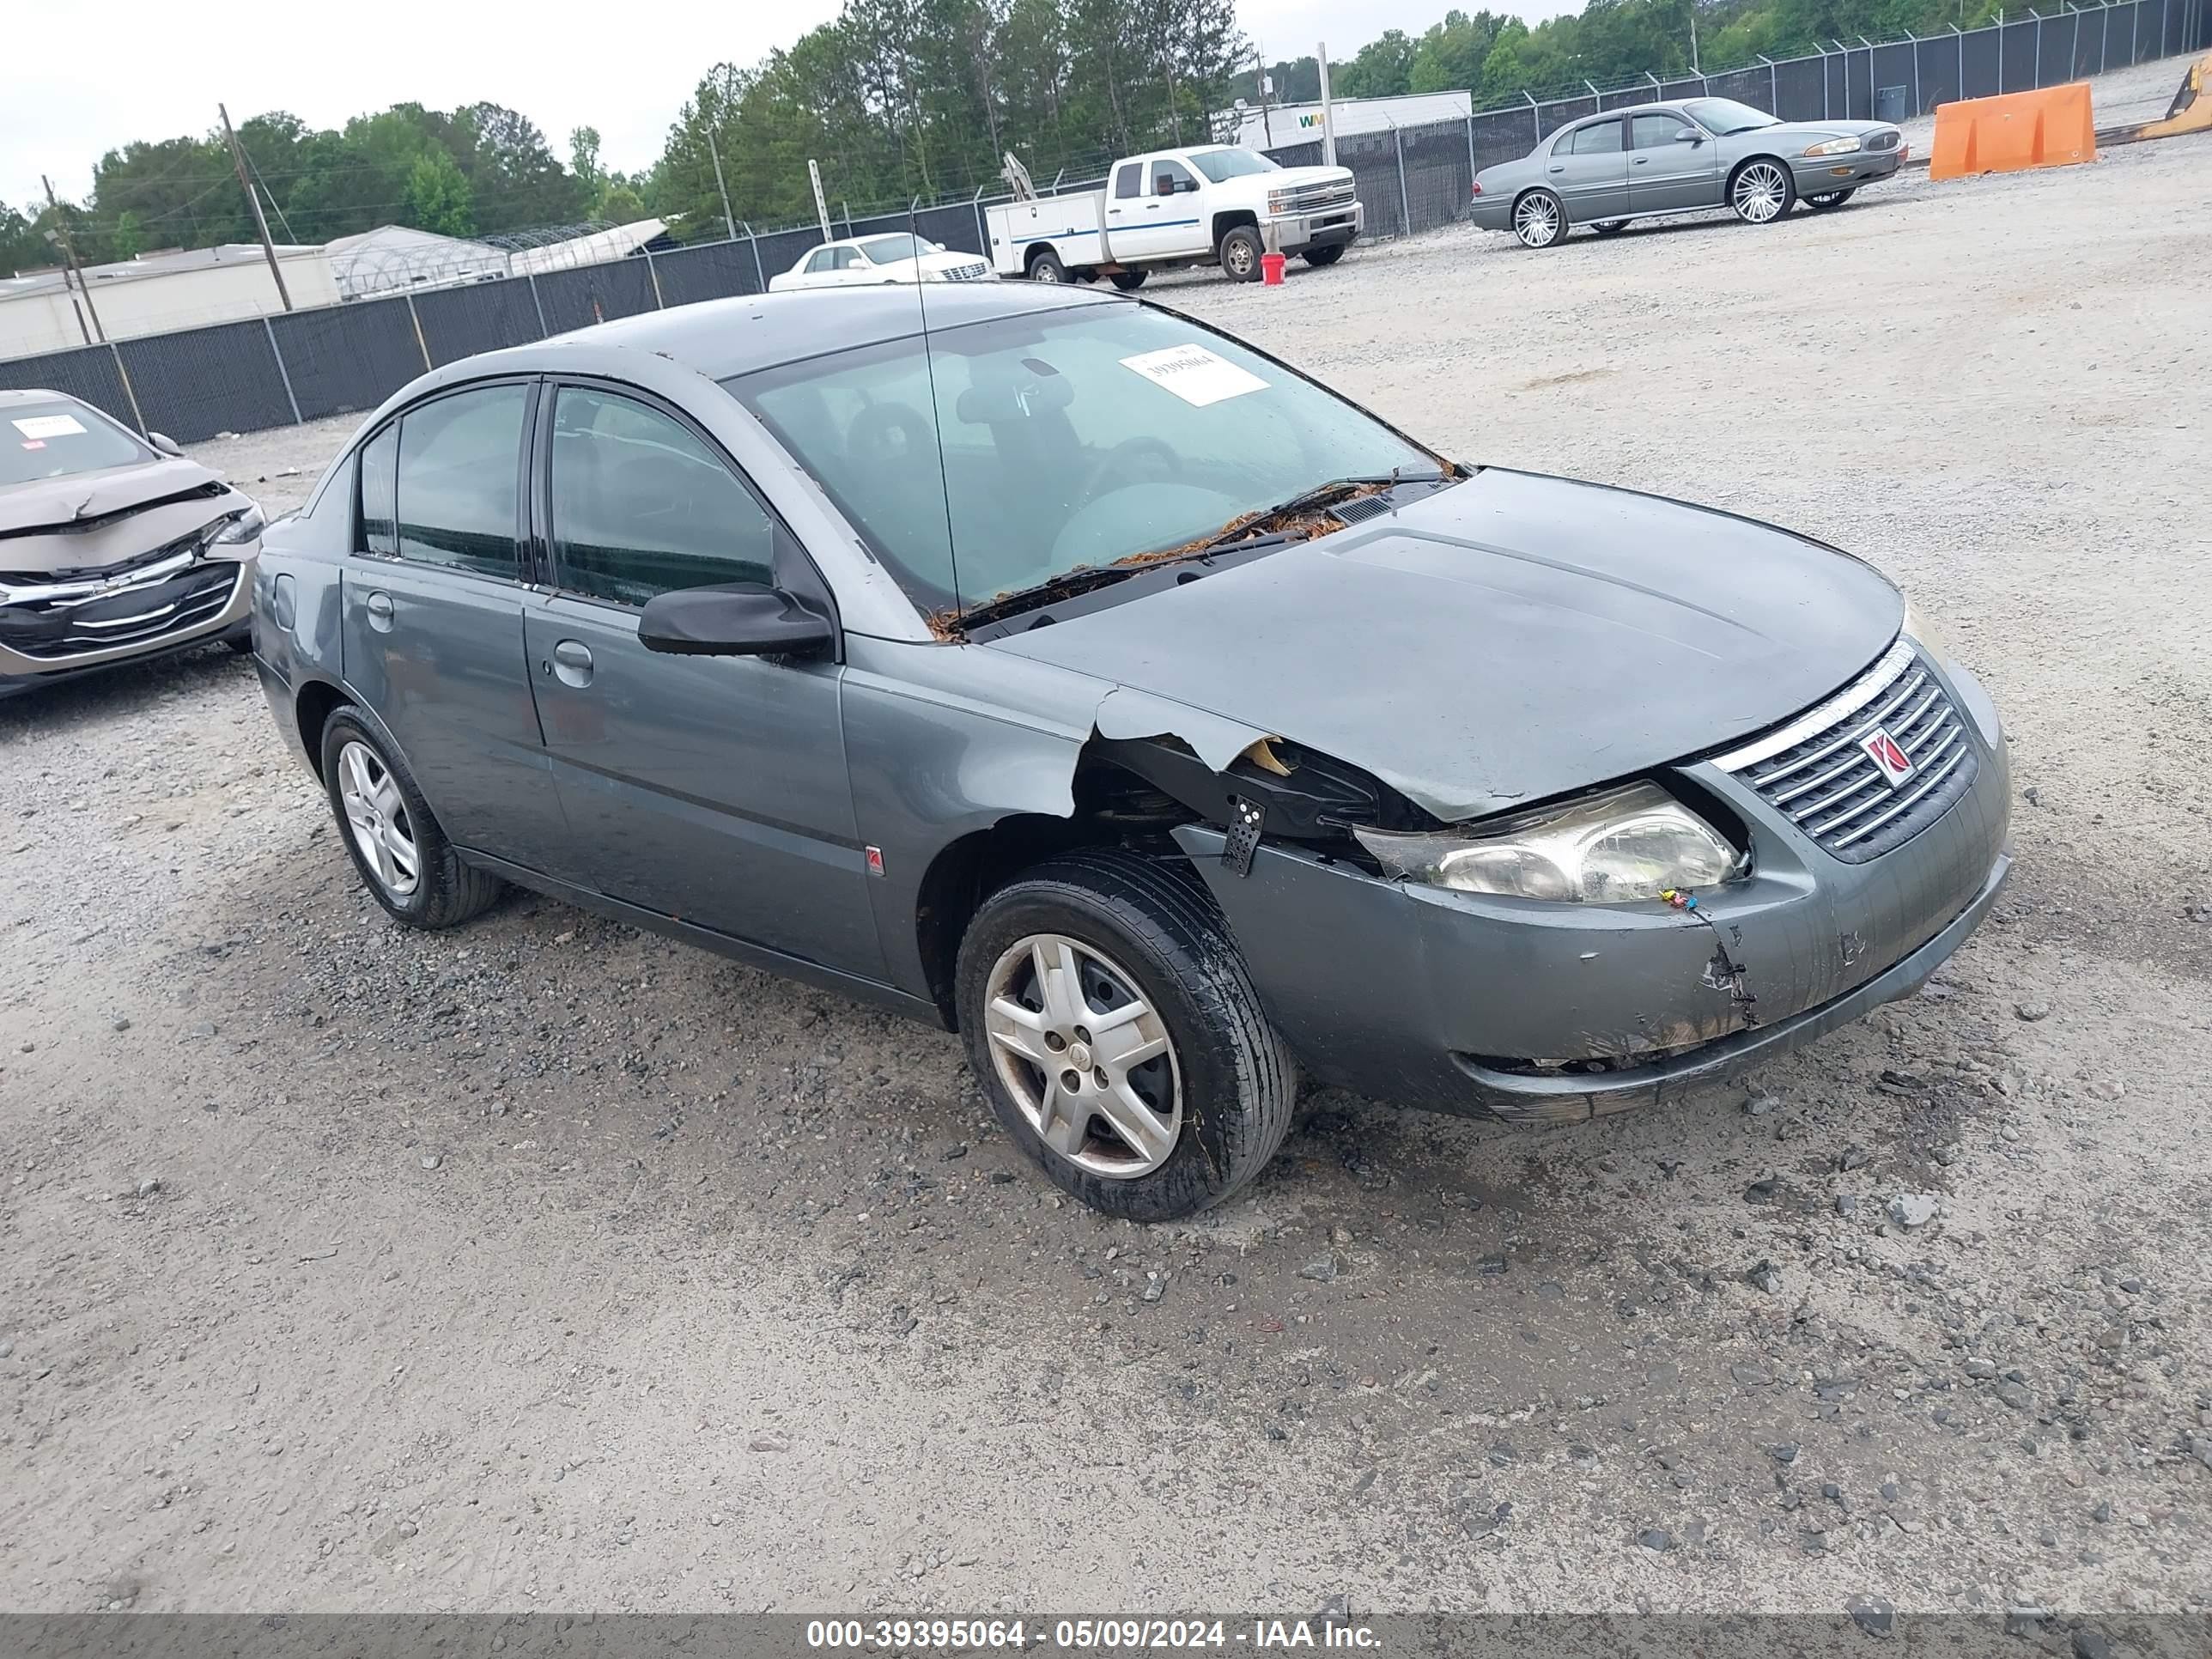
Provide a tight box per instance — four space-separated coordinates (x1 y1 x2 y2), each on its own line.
1689 0 1702 71
219 102 292 312
40 176 104 343
1316 41 1338 166
706 127 737 242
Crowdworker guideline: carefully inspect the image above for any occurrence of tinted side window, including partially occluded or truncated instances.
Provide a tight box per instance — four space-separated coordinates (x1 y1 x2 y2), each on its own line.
549 387 775 607
357 423 398 556
1569 119 1623 155
395 384 526 580
1632 113 1696 148
833 246 864 270
805 248 836 273
1114 163 1144 200
1154 160 1196 194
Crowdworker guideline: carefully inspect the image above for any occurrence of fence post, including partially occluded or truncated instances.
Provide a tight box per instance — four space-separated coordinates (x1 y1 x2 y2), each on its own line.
2100 3 2107 71
2130 0 2137 61
744 222 764 294
263 315 301 426
1465 113 1477 200
1392 121 1410 236
972 184 988 260
1524 90 1540 145
526 272 548 337
2031 9 2042 82
643 246 665 309
1760 55 1778 112
404 293 432 372
1956 26 1966 98
1905 29 1922 115
107 341 149 437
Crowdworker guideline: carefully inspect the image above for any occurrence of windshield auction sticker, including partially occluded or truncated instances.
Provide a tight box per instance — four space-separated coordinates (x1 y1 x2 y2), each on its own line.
1120 344 1268 407
12 414 87 439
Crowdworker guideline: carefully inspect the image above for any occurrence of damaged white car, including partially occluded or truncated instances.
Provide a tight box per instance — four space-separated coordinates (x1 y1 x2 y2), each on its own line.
1 389 263 697
250 283 2010 1219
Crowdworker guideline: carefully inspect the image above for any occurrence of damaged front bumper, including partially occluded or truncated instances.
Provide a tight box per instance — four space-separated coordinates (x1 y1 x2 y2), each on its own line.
1175 658 2012 1126
0 540 256 694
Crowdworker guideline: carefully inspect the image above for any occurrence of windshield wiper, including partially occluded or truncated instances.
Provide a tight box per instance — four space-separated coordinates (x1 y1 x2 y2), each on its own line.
1195 471 1446 553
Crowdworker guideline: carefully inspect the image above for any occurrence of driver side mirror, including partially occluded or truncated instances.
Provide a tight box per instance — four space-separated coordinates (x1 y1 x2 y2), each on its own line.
1674 128 1704 143
638 582 836 659
148 431 183 456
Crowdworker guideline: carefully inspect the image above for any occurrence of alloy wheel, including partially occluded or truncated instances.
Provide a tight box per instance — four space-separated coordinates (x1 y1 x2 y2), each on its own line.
1514 193 1561 248
337 739 421 898
983 933 1182 1179
1734 163 1790 222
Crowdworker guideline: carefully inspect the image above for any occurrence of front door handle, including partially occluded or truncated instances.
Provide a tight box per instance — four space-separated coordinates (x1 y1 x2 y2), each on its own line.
1547 164 1566 173
364 590 394 632
1633 155 1650 165
548 638 593 688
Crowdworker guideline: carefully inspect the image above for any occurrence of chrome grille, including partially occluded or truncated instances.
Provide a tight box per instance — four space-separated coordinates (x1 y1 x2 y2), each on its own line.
941 260 992 282
3 561 241 661
1712 638 1978 864
1279 179 1355 212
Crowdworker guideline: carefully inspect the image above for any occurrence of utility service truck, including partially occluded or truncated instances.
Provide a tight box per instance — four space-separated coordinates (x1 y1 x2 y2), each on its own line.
984 147 1362 288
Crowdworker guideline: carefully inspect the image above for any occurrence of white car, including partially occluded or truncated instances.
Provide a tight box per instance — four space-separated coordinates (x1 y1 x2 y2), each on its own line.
768 233 994 291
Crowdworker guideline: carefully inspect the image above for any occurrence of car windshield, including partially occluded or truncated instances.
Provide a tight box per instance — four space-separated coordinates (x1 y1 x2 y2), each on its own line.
1188 149 1279 182
728 304 1436 619
858 234 937 263
0 398 149 487
1684 98 1779 136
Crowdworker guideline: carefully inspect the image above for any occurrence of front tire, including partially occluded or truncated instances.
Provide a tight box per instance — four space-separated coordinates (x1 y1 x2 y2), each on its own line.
319 708 503 930
1512 189 1565 249
955 849 1297 1222
1301 243 1346 266
1218 225 1265 283
1731 159 1796 224
1805 188 1856 210
1109 270 1148 291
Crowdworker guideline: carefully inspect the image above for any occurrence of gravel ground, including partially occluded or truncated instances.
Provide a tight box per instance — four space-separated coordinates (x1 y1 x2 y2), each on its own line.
3 81 2209 1620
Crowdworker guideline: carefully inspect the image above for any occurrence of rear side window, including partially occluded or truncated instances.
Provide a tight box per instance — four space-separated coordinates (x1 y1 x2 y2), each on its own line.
1568 119 1623 155
805 247 836 273
1114 163 1144 200
394 384 527 580
549 386 775 606
356 424 398 556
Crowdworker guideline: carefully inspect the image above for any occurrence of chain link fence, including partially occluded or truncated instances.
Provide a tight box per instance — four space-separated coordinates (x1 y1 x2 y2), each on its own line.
2 0 2201 447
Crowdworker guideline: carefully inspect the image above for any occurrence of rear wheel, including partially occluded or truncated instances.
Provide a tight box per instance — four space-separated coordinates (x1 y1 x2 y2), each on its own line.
1805 188 1856 210
1302 243 1346 266
1512 189 1565 249
1027 248 1068 283
319 708 503 930
1592 219 1630 236
955 849 1297 1222
1730 160 1796 224
1218 226 1265 283
1109 270 1148 291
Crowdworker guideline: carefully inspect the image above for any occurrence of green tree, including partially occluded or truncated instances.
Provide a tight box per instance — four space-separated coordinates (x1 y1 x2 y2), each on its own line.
402 149 475 235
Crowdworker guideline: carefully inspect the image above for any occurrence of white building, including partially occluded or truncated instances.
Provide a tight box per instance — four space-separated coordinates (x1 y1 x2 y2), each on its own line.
1218 90 1474 153
0 243 340 359
325 225 509 301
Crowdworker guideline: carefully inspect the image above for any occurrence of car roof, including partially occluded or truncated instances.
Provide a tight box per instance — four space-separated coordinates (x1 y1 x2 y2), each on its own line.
0 387 88 407
544 282 1124 380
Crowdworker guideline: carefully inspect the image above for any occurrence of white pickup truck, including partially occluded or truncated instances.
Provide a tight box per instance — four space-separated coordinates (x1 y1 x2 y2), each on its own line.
985 145 1363 288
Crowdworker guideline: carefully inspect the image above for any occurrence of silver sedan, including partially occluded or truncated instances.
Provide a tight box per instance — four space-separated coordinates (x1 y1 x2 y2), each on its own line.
1470 97 1906 248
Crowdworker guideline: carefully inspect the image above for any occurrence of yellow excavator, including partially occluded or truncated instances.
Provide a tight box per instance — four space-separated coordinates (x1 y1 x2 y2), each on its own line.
2105 50 2212 143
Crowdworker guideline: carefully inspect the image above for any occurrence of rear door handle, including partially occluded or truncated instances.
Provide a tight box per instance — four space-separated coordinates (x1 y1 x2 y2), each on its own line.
363 590 394 632
1633 155 1650 165
549 638 593 688
1547 164 1566 173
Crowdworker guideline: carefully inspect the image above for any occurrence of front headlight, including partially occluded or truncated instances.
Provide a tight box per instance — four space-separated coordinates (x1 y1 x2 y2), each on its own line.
208 500 265 547
1803 136 1862 155
1267 190 1291 215
1901 596 1952 665
1352 782 1745 903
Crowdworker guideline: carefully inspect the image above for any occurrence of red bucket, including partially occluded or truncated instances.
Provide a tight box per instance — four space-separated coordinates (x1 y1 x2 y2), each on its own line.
1261 252 1286 286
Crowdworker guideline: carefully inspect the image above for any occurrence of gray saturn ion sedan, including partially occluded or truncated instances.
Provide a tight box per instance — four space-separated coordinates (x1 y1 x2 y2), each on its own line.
3 388 264 696
1470 97 1906 249
252 283 2008 1220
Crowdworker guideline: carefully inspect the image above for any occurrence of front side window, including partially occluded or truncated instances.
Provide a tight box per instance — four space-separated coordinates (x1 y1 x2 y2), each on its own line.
1568 119 1623 155
0 397 148 486
1188 149 1279 183
1152 160 1197 195
859 234 933 262
1632 112 1697 149
549 386 775 607
357 423 398 556
731 305 1436 617
394 383 526 580
832 246 865 270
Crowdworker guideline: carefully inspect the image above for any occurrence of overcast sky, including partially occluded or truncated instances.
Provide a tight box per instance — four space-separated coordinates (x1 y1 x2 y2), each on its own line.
2 0 1534 219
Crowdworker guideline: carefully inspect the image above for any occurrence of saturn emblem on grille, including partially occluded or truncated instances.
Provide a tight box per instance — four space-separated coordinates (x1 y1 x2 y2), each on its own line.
1860 727 1917 788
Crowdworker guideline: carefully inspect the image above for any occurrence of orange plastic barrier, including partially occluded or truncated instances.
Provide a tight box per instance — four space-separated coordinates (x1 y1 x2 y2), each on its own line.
1929 82 2096 180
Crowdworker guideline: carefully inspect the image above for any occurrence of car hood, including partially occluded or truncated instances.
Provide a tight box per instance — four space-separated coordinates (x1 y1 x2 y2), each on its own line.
987 467 1903 823
1765 118 1899 141
0 457 240 574
1268 164 1356 191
